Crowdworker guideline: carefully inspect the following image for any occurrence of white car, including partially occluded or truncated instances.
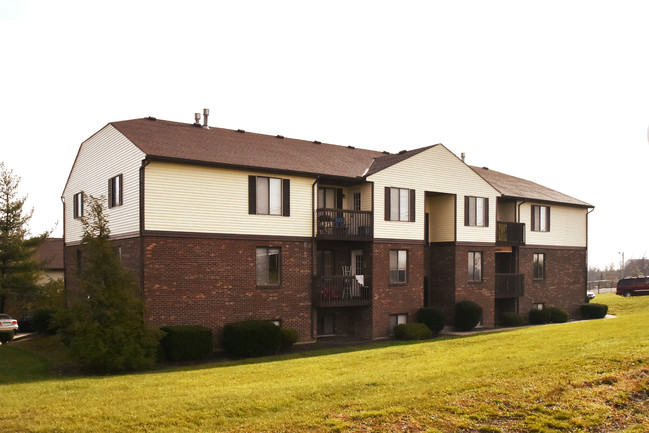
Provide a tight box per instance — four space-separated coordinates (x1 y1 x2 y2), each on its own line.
0 314 19 334
586 290 596 301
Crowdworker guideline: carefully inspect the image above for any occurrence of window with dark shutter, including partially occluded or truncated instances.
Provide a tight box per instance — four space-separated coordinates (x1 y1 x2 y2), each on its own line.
108 174 123 208
464 196 489 227
531 205 550 232
248 175 290 217
73 192 84 219
385 187 415 222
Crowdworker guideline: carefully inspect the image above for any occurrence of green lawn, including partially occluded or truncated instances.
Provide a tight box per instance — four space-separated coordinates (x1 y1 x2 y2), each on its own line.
1 293 648 432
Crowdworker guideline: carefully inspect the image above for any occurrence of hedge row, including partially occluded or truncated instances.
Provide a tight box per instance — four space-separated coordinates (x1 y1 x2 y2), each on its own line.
159 325 214 362
529 306 569 325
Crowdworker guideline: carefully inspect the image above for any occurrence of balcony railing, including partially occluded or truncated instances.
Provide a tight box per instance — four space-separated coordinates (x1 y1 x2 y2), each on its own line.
316 209 373 241
496 221 525 245
312 275 372 307
495 273 524 298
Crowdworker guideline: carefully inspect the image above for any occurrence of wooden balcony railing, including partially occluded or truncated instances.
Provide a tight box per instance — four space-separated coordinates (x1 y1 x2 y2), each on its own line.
312 275 372 307
495 273 524 298
316 209 373 241
496 221 525 245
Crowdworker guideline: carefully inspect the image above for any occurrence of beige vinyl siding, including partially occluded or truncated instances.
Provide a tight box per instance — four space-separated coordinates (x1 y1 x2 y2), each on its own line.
144 162 314 237
520 202 588 247
63 125 145 243
368 145 499 242
426 194 455 242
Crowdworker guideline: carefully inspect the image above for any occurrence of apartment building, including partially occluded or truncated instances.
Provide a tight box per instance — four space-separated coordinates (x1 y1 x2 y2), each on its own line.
62 113 593 343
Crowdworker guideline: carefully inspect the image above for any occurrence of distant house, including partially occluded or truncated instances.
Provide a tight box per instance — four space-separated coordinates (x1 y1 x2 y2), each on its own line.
62 113 594 344
37 237 64 284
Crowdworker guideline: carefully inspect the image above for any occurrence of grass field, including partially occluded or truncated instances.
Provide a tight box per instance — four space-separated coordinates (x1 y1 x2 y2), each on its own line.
0 293 647 432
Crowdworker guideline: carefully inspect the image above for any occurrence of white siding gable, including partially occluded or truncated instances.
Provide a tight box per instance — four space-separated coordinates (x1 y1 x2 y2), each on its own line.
367 145 500 242
63 125 145 243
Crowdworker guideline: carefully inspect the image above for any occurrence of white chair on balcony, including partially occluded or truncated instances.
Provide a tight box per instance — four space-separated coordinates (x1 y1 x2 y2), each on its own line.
342 266 352 299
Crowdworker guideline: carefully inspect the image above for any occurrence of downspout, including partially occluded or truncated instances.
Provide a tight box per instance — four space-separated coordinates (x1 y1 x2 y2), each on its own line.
60 195 67 307
586 207 595 300
139 158 151 300
515 199 527 315
311 176 319 340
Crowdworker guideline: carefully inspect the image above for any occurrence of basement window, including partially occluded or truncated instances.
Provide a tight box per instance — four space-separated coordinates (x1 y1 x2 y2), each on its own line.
389 313 407 335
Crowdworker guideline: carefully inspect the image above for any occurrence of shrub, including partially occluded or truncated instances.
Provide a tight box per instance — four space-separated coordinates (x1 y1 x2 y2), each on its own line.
547 307 569 323
455 301 482 331
222 320 282 358
160 325 214 362
280 327 299 350
394 323 432 340
32 309 57 335
581 303 609 319
0 330 14 344
501 311 524 327
529 308 551 324
417 306 446 334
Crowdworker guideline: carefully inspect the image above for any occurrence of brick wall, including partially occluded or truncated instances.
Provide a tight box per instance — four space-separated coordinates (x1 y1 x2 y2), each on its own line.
142 236 314 345
64 237 141 300
519 246 587 319
371 242 425 338
428 243 457 320
454 244 496 328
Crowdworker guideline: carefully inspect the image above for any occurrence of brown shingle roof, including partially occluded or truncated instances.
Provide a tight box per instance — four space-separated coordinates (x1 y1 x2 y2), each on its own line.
471 166 593 208
111 118 385 179
37 238 64 270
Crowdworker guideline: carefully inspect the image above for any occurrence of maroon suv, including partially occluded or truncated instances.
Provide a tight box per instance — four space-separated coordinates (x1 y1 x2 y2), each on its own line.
616 277 649 297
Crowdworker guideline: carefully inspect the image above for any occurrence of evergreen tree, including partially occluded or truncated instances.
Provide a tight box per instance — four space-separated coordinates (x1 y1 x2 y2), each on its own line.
0 162 47 313
57 195 161 373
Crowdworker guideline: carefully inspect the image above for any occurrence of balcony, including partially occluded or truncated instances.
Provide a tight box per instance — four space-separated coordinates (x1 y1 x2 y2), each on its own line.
495 273 524 298
496 221 525 245
316 209 373 241
312 275 372 307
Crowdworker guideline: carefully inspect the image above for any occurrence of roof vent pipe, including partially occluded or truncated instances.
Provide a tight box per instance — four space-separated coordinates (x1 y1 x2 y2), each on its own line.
203 108 209 129
194 113 201 125
461 152 466 162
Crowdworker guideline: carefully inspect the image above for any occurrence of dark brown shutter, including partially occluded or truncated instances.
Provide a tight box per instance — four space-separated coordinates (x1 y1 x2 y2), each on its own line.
385 187 391 221
464 196 470 226
108 178 113 208
484 198 489 227
546 206 550 231
282 179 290 217
248 176 256 214
409 189 416 222
336 189 343 210
531 206 536 231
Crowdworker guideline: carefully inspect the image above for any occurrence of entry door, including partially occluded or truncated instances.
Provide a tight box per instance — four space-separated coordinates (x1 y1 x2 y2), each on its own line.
351 250 363 276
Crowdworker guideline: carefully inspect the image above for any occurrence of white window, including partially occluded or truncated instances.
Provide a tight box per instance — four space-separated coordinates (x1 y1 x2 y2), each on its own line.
73 192 84 219
256 247 281 286
249 176 289 216
389 313 407 335
386 187 414 222
389 250 408 284
108 174 123 208
465 196 489 227
532 205 550 232
318 187 337 209
468 251 482 282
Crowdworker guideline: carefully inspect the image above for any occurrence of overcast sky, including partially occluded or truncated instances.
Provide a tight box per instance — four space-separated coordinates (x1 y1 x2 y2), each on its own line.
1 0 648 270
